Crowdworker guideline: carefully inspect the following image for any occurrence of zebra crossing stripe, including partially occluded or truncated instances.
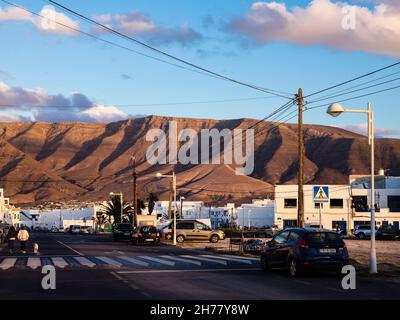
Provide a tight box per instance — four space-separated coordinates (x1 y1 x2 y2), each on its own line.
220 254 259 261
118 256 149 267
200 254 252 264
139 256 175 266
74 257 95 268
51 257 69 268
27 258 41 269
95 256 122 267
160 255 202 266
0 258 17 270
180 255 227 265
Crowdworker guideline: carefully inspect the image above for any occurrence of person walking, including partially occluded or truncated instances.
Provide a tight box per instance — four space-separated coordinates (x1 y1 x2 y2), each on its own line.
6 226 17 254
17 225 30 254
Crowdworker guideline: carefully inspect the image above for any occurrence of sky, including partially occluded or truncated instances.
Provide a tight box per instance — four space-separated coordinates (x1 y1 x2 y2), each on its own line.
0 0 399 137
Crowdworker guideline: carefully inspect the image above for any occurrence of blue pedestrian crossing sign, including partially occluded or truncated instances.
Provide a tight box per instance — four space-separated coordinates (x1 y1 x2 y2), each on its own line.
313 186 329 203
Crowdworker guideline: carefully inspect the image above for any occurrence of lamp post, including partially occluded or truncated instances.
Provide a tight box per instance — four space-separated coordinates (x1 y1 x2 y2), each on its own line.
156 172 177 246
180 196 185 219
327 102 377 274
110 192 123 224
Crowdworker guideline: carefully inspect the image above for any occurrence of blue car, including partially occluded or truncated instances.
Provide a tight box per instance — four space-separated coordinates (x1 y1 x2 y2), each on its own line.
260 228 349 277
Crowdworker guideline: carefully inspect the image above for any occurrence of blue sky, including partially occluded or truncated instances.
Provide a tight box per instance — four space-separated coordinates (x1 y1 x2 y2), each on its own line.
0 0 399 136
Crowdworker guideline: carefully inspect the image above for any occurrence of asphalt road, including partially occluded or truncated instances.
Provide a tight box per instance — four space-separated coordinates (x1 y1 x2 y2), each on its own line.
0 232 399 300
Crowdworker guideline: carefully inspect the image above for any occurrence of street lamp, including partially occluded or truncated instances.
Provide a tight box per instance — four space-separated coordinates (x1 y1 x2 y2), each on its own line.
110 192 123 224
327 102 377 274
180 196 185 219
156 172 177 246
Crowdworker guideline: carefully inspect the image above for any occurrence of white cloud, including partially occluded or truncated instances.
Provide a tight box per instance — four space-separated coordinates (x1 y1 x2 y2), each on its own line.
93 11 202 45
80 105 128 122
0 5 79 36
225 0 400 57
340 123 400 137
0 81 143 123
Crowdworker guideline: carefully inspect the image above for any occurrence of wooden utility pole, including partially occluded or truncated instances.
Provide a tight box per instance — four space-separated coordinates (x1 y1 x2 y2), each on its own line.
297 88 305 228
131 156 138 227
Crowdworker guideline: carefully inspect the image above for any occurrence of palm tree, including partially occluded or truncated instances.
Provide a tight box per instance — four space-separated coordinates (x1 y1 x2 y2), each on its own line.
147 192 159 214
95 211 109 232
102 196 133 224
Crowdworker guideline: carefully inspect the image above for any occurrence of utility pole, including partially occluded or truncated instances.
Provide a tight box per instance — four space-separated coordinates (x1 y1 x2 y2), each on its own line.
297 88 305 228
168 179 173 219
131 156 138 227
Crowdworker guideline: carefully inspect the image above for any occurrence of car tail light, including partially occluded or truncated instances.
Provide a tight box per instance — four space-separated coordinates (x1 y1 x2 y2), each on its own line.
156 232 160 237
298 238 309 249
138 233 142 237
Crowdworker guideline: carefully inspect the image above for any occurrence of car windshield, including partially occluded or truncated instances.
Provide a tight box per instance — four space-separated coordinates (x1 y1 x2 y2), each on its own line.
117 224 133 231
141 226 157 233
306 232 343 245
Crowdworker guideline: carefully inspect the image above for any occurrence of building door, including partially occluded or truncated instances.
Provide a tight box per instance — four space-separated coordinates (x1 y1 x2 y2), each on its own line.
393 221 399 232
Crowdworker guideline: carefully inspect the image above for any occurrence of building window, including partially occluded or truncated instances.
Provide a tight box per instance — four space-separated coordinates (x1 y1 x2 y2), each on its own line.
330 198 344 208
284 199 297 208
352 196 368 212
388 196 400 212
314 203 323 209
283 219 297 228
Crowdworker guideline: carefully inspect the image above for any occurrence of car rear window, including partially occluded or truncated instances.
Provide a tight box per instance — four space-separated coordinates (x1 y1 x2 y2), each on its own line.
305 232 343 245
141 226 157 233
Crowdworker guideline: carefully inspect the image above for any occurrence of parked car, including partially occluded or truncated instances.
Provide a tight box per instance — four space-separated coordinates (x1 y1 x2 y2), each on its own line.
58 226 65 233
165 220 225 243
51 226 59 233
112 223 134 241
70 225 81 234
353 225 377 239
80 226 91 235
131 225 161 245
376 226 397 240
260 228 349 277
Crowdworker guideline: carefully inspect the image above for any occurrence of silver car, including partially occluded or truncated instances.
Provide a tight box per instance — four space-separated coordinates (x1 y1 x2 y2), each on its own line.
353 225 377 239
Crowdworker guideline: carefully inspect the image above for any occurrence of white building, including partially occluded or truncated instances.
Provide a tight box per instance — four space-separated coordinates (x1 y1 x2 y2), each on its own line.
235 199 274 228
20 207 95 230
0 188 20 226
274 173 400 233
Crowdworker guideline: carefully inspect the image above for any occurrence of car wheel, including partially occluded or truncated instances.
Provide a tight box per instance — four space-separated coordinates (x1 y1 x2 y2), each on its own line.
288 258 300 277
260 254 271 272
176 235 185 243
358 233 365 239
210 235 219 243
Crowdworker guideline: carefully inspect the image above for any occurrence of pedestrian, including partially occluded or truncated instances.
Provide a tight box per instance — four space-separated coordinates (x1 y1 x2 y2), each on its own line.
6 226 17 254
0 227 4 245
17 225 30 254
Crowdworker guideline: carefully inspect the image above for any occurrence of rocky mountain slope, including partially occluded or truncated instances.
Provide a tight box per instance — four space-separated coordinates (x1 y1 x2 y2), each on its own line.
0 116 399 205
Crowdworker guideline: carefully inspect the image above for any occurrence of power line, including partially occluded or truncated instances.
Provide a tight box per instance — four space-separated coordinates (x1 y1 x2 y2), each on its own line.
304 61 400 99
305 84 400 112
43 0 294 99
307 76 400 104
0 95 283 110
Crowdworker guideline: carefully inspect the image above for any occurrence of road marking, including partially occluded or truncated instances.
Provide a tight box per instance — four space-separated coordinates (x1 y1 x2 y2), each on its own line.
220 254 259 261
0 258 17 270
200 254 252 264
27 258 41 269
74 257 95 268
141 291 152 298
118 256 149 267
51 257 69 269
117 268 259 274
294 279 312 285
56 240 84 256
110 271 124 280
160 255 202 266
96 256 122 267
181 255 227 265
139 256 175 266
